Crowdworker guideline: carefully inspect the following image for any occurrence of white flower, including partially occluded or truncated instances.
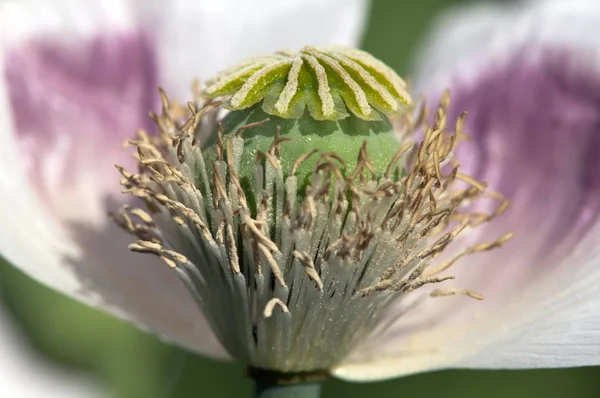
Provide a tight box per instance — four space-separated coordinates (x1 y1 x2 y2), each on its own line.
3 0 600 386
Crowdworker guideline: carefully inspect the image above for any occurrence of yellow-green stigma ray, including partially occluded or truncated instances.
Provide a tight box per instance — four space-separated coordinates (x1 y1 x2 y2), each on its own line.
326 46 409 100
274 58 303 115
301 53 336 119
203 46 412 121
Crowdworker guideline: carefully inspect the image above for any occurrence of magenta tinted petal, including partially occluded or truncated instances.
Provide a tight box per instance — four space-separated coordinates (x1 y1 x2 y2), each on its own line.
338 50 600 378
4 32 159 220
408 49 600 344
448 50 600 263
1 31 228 358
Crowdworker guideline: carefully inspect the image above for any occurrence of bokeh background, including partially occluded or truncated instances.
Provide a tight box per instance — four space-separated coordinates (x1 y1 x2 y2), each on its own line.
1 0 600 397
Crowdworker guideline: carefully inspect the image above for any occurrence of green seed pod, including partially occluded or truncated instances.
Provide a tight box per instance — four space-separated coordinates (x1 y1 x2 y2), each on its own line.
203 46 413 187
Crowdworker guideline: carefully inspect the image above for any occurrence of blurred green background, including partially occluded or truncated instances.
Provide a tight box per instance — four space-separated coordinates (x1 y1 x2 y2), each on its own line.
2 0 600 397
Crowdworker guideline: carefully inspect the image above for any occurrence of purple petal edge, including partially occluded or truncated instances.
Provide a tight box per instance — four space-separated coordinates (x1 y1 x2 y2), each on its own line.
5 32 159 210
444 49 600 264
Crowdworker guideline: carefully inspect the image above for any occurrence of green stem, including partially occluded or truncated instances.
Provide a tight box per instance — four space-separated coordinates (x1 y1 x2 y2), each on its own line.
255 382 322 398
249 368 326 398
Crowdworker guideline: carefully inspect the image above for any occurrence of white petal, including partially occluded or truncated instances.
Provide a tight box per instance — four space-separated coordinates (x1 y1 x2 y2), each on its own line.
0 301 104 398
134 0 370 98
334 223 600 380
455 222 600 369
1 0 135 45
335 0 600 381
0 0 226 359
412 0 600 94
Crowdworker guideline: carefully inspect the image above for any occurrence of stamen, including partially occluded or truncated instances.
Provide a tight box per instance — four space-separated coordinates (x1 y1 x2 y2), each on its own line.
431 288 484 300
114 89 511 373
264 298 290 318
292 250 324 291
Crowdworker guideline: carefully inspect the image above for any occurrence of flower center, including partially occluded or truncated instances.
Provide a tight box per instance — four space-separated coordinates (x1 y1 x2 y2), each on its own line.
113 47 511 374
114 93 511 373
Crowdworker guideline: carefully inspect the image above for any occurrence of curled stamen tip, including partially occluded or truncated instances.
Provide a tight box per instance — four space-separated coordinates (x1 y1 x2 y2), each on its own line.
264 298 290 318
203 46 412 121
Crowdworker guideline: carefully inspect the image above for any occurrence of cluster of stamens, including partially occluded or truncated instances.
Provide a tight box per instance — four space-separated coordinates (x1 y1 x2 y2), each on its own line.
113 89 511 372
